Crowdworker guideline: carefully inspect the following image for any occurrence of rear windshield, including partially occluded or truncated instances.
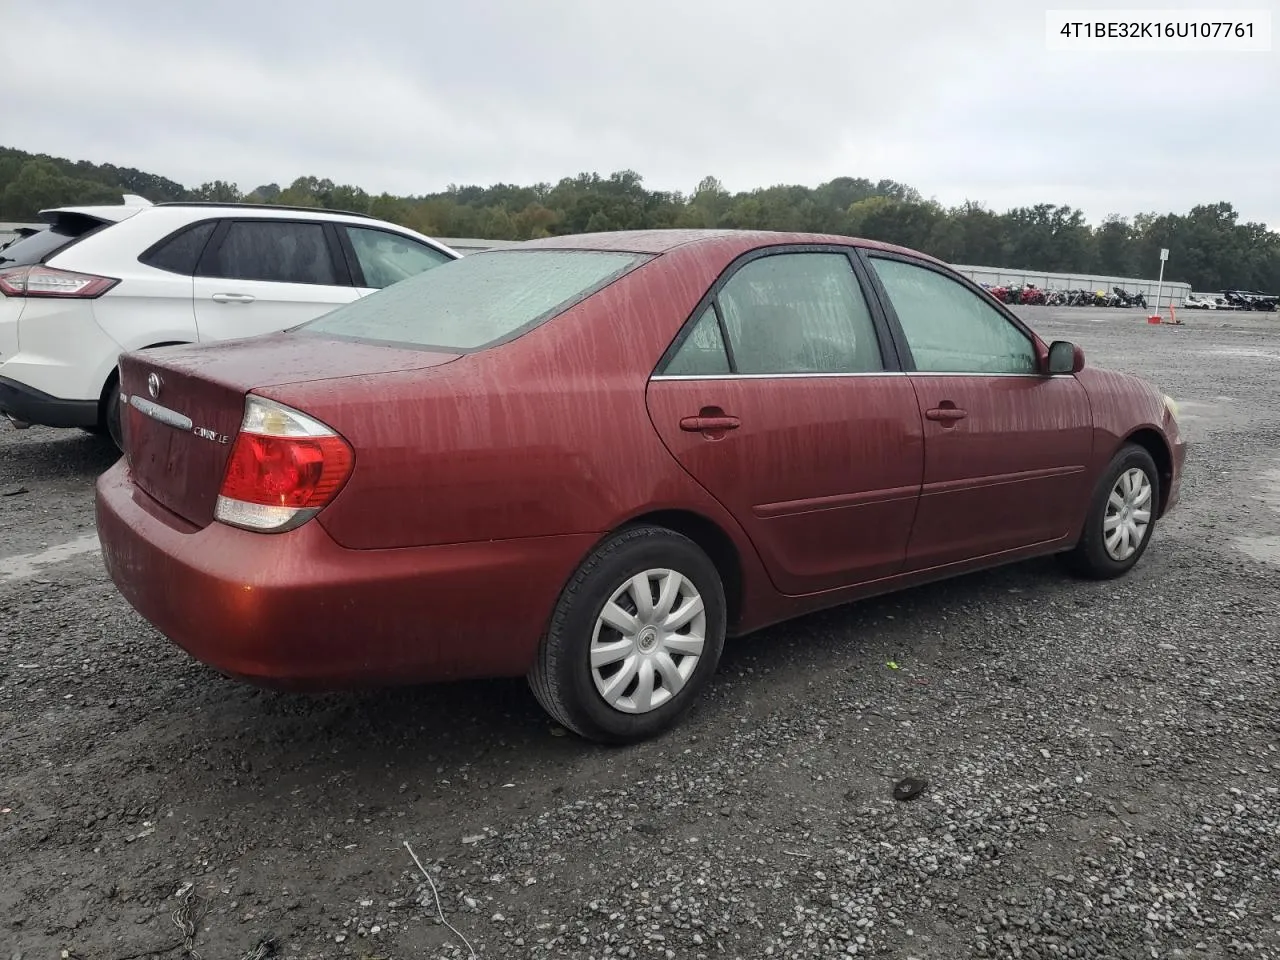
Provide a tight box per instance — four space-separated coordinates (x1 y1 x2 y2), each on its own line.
298 248 652 351
0 216 108 267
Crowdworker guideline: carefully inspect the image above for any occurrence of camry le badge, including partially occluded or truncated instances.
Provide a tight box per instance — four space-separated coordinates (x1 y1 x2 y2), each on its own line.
147 373 162 399
193 426 230 444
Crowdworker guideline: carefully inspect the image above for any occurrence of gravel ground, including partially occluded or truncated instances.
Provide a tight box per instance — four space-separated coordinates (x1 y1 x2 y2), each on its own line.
2 306 1278 960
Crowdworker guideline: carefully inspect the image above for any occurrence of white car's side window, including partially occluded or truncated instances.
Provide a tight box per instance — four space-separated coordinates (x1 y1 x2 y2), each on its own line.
206 221 338 286
140 221 218 275
869 257 1038 374
345 227 454 289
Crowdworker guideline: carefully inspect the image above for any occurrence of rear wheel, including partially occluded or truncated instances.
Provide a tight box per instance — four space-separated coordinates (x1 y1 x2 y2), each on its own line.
1060 443 1160 579
103 379 123 451
528 525 727 744
80 376 123 450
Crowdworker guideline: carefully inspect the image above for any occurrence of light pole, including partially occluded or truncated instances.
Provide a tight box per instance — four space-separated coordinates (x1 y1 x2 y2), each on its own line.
1152 247 1169 317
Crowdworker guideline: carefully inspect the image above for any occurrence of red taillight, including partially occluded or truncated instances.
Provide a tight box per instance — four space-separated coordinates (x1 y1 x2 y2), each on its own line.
220 433 353 507
214 396 354 533
0 265 119 298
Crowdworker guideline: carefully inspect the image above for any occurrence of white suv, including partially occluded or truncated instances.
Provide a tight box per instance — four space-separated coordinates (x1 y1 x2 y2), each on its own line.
0 196 458 448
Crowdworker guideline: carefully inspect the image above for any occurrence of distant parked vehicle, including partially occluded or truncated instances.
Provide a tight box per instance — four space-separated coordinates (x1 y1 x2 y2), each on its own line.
1183 294 1218 310
1221 290 1278 312
0 196 458 448
96 228 1187 743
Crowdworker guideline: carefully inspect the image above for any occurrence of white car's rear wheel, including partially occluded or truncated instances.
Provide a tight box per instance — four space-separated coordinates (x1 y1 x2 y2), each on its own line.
104 380 123 451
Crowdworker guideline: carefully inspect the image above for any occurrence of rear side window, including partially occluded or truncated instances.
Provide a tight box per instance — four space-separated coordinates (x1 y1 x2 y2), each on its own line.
0 219 104 267
139 221 217 275
204 221 338 285
716 252 885 375
299 248 650 351
662 306 731 375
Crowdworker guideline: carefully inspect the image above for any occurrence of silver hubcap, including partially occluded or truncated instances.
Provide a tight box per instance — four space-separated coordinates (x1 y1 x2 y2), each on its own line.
590 568 706 715
1104 467 1153 561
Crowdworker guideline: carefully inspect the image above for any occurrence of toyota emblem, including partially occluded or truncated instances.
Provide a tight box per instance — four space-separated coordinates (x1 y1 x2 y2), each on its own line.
147 373 162 399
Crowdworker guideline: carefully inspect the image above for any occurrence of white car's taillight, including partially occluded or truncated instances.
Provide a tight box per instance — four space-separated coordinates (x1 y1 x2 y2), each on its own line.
0 265 120 298
214 396 355 533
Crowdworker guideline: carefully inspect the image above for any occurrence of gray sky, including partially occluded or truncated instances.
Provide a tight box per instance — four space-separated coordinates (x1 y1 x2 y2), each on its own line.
4 0 1278 227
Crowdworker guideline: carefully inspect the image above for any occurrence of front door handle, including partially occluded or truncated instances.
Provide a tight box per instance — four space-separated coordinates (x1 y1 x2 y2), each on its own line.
211 293 256 304
679 405 740 436
925 402 967 423
679 415 741 432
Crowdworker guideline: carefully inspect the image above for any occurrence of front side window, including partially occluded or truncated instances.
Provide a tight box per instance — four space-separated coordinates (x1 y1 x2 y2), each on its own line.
299 248 649 351
345 226 453 289
869 257 1037 374
205 221 338 285
714 252 884 375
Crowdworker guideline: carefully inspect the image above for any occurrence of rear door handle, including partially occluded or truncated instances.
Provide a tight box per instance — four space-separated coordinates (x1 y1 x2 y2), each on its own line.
679 415 741 432
211 293 256 304
925 406 967 422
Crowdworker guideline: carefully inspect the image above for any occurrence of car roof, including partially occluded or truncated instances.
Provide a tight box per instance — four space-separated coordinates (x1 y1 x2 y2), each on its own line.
37 197 381 228
149 201 380 222
514 228 946 264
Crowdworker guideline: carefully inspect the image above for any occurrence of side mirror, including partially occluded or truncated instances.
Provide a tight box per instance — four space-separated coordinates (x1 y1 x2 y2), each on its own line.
1047 340 1085 374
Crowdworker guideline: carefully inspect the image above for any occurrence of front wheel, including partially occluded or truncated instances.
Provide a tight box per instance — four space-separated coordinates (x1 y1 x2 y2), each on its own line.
1060 443 1160 580
528 525 727 744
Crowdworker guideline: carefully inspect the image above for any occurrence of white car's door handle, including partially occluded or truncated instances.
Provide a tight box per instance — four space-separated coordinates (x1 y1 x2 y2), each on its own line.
211 293 255 303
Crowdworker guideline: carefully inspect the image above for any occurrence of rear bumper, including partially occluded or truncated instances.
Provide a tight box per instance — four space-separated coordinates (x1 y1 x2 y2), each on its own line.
95 460 596 689
0 375 99 428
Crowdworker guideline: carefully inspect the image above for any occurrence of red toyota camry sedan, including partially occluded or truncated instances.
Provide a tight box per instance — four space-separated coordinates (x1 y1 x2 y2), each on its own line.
95 229 1187 743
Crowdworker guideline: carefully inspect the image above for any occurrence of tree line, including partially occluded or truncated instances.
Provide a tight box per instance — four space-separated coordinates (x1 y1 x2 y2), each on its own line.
2 146 1276 293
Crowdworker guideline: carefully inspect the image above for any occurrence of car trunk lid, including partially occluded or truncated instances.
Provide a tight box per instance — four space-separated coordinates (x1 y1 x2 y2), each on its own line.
119 334 460 528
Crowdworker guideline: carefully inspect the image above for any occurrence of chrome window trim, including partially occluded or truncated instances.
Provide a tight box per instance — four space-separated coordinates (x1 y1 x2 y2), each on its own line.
898 371 1061 378
650 372 905 381
650 372 1075 381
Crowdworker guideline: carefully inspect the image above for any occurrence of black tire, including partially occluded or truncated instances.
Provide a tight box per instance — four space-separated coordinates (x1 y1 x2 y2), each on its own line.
528 525 727 744
1060 443 1160 580
104 379 123 451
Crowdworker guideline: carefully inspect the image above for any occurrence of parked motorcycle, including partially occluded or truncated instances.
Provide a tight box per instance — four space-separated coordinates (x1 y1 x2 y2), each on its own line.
1112 287 1147 308
981 283 1160 311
